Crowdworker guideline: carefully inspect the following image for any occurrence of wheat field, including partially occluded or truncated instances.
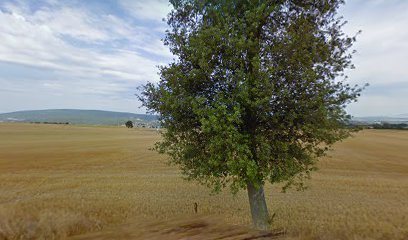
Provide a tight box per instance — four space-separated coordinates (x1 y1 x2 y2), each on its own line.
0 123 407 239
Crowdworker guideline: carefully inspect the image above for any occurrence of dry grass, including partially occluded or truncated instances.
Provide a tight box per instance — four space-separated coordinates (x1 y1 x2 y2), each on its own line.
0 123 407 239
70 216 285 240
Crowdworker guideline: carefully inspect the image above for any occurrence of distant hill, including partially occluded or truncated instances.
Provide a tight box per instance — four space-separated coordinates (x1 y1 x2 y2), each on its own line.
2 109 407 126
0 109 158 126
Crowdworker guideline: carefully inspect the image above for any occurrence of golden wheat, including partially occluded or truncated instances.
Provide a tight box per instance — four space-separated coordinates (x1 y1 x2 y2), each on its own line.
0 123 407 239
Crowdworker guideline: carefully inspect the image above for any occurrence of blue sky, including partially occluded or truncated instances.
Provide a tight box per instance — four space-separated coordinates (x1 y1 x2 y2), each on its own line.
0 0 407 116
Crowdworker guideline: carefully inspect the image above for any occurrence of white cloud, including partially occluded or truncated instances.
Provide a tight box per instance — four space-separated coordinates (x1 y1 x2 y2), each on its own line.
341 0 408 86
339 0 408 115
119 0 171 21
0 0 406 116
0 0 173 113
348 93 407 116
0 10 159 80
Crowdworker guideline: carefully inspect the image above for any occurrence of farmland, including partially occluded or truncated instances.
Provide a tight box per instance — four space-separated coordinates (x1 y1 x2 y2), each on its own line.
0 123 407 239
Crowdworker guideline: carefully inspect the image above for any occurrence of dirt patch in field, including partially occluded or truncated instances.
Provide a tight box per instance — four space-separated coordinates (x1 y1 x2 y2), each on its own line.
70 216 285 240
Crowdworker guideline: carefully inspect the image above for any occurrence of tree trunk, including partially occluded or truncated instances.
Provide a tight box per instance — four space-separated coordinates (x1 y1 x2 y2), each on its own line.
247 182 270 230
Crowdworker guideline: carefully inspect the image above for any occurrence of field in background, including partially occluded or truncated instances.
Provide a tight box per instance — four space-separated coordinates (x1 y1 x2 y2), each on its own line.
0 123 407 239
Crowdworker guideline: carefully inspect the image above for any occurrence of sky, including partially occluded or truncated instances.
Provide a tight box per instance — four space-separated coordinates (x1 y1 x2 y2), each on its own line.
0 0 407 117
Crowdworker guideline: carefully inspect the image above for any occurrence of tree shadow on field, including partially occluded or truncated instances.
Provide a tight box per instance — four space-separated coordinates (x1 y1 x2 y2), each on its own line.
69 215 286 240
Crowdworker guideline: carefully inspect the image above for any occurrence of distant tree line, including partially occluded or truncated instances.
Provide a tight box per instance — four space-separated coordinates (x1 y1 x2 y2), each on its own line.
371 123 408 130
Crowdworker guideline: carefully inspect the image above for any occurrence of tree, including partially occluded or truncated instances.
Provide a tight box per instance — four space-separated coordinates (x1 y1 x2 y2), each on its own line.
139 0 364 230
125 120 134 128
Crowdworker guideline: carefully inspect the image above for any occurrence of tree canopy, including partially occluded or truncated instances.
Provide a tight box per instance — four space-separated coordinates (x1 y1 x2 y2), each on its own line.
139 0 364 229
125 120 134 128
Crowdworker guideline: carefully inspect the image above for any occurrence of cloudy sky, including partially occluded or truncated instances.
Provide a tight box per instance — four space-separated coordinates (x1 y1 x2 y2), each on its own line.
0 0 407 116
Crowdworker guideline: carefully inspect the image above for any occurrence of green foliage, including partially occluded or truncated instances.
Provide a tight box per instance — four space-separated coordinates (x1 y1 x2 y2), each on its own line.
140 0 364 193
125 120 134 128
